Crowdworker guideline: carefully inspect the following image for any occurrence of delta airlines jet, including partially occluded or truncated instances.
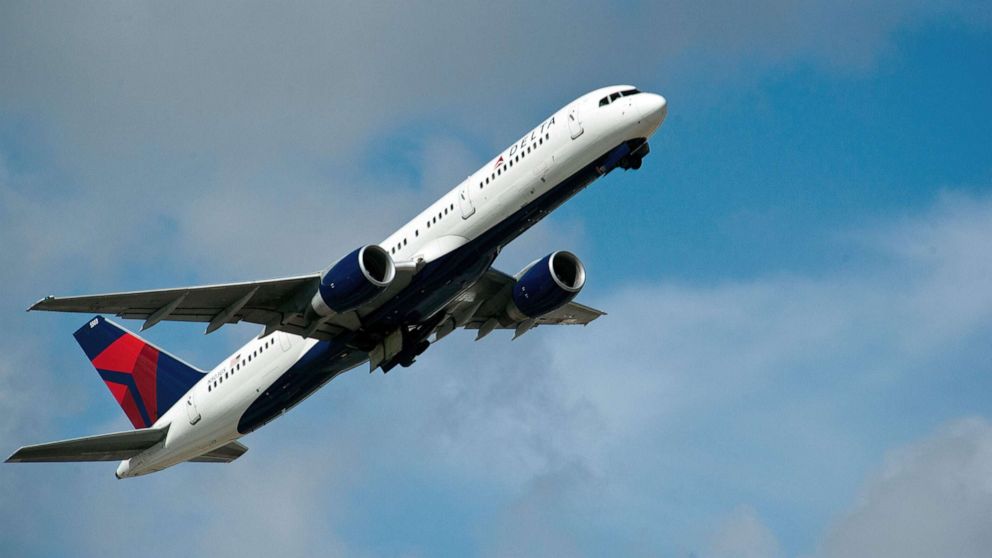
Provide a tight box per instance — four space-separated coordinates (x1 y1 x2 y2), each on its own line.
7 86 667 478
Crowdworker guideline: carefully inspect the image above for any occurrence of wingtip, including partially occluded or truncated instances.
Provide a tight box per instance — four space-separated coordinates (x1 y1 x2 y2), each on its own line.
27 296 54 312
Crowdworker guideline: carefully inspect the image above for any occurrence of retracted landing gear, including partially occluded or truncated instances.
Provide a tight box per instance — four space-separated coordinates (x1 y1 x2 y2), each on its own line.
619 140 650 171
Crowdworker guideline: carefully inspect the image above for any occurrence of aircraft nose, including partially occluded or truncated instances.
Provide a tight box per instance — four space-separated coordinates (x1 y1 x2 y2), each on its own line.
640 93 668 130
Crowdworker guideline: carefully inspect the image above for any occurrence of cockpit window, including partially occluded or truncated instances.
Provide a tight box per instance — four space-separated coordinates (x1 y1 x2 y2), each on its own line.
600 89 642 107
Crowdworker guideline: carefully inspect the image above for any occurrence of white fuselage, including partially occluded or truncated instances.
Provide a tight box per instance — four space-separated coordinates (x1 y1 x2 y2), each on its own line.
117 86 667 477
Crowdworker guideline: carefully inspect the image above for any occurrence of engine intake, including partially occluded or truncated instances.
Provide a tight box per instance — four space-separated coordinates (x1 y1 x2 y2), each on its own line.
311 245 395 316
509 251 586 319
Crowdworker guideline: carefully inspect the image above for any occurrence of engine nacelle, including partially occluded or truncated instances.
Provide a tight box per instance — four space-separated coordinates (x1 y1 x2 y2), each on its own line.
508 251 586 319
311 245 395 316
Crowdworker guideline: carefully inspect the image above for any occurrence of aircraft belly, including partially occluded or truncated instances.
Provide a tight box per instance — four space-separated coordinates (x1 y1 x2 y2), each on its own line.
235 138 639 437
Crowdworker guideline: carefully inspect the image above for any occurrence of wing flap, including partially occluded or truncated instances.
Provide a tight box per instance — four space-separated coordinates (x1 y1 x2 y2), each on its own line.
443 268 605 333
462 300 606 329
6 427 167 463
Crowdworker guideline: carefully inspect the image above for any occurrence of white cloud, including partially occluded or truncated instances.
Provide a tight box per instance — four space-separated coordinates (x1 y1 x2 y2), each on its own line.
2 171 991 555
1 1 986 175
707 506 784 558
0 4 990 554
394 191 992 552
819 418 992 558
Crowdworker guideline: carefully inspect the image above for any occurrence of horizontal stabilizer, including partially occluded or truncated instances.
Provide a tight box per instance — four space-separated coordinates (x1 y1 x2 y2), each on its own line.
190 441 248 463
6 427 167 463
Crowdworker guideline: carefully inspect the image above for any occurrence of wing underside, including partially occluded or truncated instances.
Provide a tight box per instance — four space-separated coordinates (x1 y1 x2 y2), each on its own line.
435 268 605 339
29 265 604 341
29 274 349 339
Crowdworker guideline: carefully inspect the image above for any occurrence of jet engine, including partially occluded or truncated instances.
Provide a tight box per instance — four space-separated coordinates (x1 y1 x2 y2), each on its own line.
311 245 395 316
507 251 586 319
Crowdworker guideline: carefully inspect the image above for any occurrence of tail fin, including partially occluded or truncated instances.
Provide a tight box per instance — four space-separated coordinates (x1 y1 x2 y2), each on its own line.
74 316 204 429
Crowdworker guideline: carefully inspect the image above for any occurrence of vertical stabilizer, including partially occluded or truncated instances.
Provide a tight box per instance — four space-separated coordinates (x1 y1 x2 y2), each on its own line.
74 316 204 429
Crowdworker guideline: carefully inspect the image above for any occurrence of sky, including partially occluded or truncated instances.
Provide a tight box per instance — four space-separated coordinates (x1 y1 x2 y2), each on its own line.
1 2 991 557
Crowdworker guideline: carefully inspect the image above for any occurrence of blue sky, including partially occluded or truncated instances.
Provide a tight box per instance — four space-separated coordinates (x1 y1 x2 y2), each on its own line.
1 2 991 557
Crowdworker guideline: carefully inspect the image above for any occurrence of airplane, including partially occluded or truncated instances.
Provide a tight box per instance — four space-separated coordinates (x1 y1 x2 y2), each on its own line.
7 85 667 478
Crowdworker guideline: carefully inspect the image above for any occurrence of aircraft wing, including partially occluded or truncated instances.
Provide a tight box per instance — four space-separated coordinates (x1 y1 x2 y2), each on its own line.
438 268 605 339
30 261 422 339
6 427 167 462
31 274 354 340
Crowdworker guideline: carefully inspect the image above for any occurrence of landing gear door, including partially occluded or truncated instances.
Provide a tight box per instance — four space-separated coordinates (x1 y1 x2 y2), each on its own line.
186 392 201 425
458 180 476 219
568 107 583 139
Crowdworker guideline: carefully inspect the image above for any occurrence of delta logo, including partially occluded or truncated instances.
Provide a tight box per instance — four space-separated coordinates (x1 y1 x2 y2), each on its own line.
493 155 504 170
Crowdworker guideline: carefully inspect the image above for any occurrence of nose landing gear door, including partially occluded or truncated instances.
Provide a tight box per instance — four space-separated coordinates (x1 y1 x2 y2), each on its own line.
568 107 583 139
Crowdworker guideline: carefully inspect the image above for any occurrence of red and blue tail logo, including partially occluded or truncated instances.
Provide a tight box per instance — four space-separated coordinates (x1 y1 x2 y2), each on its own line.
74 316 204 429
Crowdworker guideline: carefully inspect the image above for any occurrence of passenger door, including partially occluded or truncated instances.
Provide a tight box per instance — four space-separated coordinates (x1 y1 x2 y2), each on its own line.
568 107 583 139
458 180 476 219
186 392 201 425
